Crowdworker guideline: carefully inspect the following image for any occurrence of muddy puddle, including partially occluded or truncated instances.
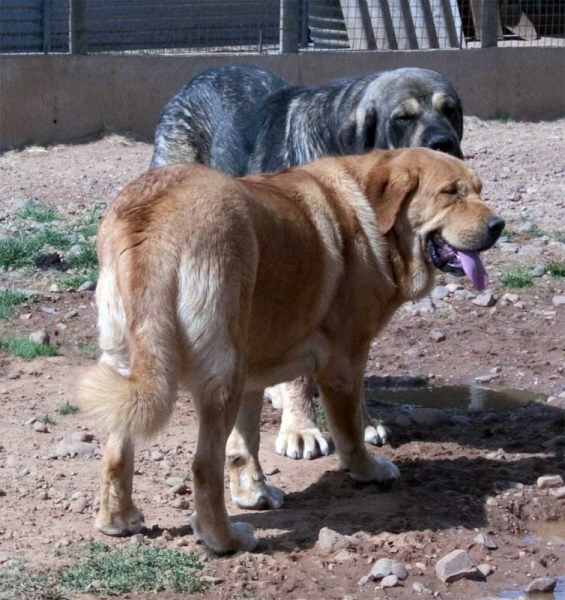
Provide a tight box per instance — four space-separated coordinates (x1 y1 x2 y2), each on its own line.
365 376 546 412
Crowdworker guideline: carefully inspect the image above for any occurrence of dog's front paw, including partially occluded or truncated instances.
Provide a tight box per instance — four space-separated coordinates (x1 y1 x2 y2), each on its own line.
364 418 388 446
275 424 330 460
347 456 400 483
232 481 285 510
191 515 258 554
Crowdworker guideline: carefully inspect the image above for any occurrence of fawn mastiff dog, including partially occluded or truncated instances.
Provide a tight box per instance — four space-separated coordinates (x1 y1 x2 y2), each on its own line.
150 64 465 458
80 148 503 554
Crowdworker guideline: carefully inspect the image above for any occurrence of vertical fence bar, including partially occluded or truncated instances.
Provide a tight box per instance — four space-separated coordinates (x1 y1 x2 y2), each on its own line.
481 0 499 47
300 0 309 48
42 0 52 54
280 0 300 52
69 0 87 54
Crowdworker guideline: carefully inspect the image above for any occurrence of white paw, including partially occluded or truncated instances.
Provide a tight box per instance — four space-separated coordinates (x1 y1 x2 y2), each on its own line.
233 482 285 510
364 420 388 446
348 456 400 483
275 426 330 460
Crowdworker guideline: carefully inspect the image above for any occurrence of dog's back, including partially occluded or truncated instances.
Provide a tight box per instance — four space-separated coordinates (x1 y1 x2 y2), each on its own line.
150 65 288 174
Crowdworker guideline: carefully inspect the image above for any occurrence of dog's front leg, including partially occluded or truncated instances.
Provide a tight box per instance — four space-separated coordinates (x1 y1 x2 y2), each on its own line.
317 353 399 483
269 377 330 460
227 391 284 510
190 385 258 555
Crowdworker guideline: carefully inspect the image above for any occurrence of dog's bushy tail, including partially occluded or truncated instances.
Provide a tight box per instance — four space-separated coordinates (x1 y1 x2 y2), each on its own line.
78 261 179 440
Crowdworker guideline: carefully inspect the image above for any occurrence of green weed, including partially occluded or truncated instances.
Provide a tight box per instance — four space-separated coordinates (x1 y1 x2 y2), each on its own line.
57 402 79 416
0 337 58 359
0 289 28 319
500 267 533 289
17 201 59 223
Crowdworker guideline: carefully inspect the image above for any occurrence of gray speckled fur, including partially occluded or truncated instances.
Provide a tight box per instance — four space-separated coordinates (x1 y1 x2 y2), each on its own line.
150 64 463 175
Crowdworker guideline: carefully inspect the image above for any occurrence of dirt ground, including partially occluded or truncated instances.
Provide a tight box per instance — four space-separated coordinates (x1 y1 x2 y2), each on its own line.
0 118 564 600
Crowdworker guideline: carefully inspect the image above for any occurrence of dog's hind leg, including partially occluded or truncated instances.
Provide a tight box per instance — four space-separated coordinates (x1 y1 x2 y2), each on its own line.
317 349 399 483
190 381 258 554
227 391 284 510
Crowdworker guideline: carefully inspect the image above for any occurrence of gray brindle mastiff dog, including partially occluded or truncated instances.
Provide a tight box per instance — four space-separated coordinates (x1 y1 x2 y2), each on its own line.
150 64 464 459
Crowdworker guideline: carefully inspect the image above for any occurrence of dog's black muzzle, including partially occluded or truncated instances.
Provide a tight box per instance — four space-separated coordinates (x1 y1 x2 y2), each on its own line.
424 132 463 159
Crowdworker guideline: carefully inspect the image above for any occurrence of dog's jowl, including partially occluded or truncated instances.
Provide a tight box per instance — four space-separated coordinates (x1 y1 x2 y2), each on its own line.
80 148 503 554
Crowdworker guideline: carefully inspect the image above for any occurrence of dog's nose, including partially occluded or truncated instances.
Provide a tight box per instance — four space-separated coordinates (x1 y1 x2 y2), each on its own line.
428 136 458 156
487 216 505 238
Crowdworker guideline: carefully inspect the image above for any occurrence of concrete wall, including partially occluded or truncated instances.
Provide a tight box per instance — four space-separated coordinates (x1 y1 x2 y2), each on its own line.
0 47 563 151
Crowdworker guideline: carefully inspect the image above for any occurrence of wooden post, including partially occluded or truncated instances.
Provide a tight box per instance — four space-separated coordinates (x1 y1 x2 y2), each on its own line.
280 0 300 52
481 0 499 47
69 0 87 54
42 0 52 54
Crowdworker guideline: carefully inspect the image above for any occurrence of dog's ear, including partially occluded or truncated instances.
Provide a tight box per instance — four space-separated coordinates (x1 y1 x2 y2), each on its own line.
338 103 378 154
372 167 419 234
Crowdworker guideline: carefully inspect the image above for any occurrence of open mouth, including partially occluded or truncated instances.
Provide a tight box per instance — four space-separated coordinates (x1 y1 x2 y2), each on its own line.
427 232 489 291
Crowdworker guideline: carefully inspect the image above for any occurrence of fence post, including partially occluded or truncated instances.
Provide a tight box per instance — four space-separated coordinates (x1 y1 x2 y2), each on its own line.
481 0 498 47
69 0 87 54
280 0 300 53
42 0 52 54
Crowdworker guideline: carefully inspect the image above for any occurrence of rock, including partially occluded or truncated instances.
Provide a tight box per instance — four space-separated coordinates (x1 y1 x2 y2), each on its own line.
477 563 493 577
392 562 408 580
77 280 96 292
446 283 463 293
409 408 447 427
34 421 48 433
502 293 520 304
64 309 79 320
543 435 565 448
369 558 394 580
333 549 354 562
429 329 446 342
317 528 352 554
130 533 145 546
381 574 399 588
526 577 557 593
500 243 519 253
171 483 187 495
530 266 545 277
472 292 497 307
70 497 88 513
151 451 164 462
406 347 424 358
475 374 500 384
551 486 565 499
435 549 478 583
49 284 61 293
431 286 449 300
413 581 433 594
166 476 184 488
56 438 97 457
68 244 84 257
519 220 536 233
29 329 50 345
37 490 49 501
537 475 564 489
552 296 565 307
474 533 497 549
70 431 94 443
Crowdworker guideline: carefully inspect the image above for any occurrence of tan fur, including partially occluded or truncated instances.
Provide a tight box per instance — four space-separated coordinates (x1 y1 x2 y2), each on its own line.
79 148 500 553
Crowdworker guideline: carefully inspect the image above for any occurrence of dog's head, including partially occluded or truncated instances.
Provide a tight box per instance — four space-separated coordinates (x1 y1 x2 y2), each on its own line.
339 68 463 159
360 148 503 296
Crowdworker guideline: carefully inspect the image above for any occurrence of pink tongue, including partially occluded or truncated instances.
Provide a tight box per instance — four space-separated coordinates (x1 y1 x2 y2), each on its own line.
457 250 489 291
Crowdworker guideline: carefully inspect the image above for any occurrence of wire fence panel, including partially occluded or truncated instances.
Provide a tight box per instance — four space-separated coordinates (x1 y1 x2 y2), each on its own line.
0 0 563 54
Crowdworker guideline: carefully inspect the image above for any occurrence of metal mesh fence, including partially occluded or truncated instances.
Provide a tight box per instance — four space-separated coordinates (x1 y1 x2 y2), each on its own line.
0 0 563 54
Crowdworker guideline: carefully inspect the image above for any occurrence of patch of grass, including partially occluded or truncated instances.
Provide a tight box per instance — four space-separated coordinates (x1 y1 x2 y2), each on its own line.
67 241 98 270
492 111 514 123
0 569 65 600
60 541 207 595
500 267 534 289
39 413 56 425
0 289 28 319
57 402 79 416
314 403 327 432
0 337 58 359
17 201 59 223
0 230 74 268
501 228 515 240
57 268 99 289
77 206 101 239
77 341 98 358
546 261 565 278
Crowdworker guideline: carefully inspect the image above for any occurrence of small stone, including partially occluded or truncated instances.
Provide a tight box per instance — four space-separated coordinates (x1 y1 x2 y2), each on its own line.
431 286 449 300
406 347 424 358
88 580 104 591
477 563 493 577
409 408 447 427
529 266 545 277
64 309 79 320
70 497 88 513
474 533 497 549
381 574 399 588
537 475 564 489
130 533 145 546
49 284 60 293
552 296 565 307
490 366 502 374
161 529 173 541
526 577 557 593
392 562 408 580
370 557 394 580
429 329 446 342
70 431 94 443
334 549 354 562
37 490 49 501
472 292 497 307
29 329 50 345
151 451 164 462
551 486 565 499
170 498 188 509
317 527 351 554
413 581 432 594
166 476 184 488
56 323 67 332
435 549 477 583
446 283 463 293
475 373 500 383
519 220 536 233
500 243 519 253
77 280 96 292
68 244 84 257
502 293 519 304
34 421 48 433
171 483 188 495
